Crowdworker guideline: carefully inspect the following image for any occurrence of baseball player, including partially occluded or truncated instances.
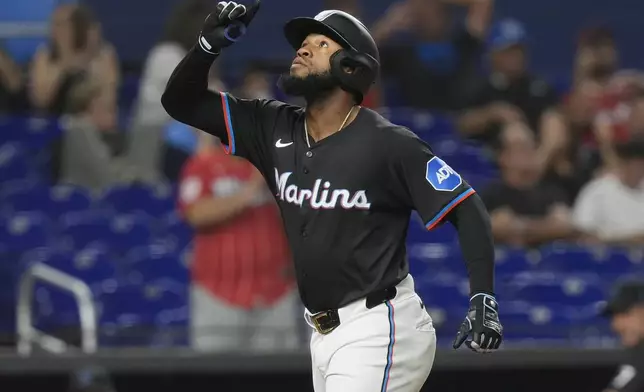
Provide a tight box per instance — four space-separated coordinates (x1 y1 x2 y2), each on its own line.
162 2 503 391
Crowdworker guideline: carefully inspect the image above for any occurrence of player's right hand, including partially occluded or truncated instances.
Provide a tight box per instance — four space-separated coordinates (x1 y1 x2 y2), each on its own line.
198 0 261 55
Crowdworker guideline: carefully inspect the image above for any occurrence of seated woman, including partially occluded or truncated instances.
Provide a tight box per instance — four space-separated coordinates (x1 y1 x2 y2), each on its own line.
28 3 119 116
0 45 27 114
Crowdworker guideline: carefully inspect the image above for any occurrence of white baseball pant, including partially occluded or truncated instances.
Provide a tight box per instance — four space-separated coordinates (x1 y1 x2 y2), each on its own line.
305 274 436 392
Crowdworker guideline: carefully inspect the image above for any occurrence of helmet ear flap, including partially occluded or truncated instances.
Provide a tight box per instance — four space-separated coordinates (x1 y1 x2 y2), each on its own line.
330 49 378 104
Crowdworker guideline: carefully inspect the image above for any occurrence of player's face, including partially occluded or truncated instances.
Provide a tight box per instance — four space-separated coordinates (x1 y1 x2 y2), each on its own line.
611 308 644 347
290 34 343 78
279 34 344 100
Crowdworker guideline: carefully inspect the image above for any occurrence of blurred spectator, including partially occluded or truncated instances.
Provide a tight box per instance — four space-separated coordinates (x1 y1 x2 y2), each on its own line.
628 93 644 135
569 27 644 172
574 26 619 86
207 62 227 93
574 26 644 93
0 45 27 114
28 4 120 116
542 78 604 204
52 76 128 191
480 122 575 247
130 0 211 129
178 134 298 352
126 0 212 182
572 139 644 246
593 91 644 173
162 121 200 182
233 63 275 100
372 0 492 110
458 18 565 170
601 280 644 392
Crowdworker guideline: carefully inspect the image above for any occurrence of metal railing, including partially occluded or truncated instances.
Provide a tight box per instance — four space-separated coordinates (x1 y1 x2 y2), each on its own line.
16 262 97 355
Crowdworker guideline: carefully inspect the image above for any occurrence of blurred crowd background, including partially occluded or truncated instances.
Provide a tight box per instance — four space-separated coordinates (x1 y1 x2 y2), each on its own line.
1 0 644 382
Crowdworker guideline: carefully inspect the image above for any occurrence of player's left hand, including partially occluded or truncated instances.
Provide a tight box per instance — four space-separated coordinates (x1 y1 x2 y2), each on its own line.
453 293 503 353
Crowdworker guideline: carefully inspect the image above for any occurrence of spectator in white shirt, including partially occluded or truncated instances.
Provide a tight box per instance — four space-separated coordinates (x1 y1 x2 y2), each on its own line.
129 0 211 129
126 0 212 182
573 139 644 246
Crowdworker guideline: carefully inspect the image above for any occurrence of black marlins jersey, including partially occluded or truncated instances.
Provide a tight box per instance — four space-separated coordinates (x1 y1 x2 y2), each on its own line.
219 93 475 312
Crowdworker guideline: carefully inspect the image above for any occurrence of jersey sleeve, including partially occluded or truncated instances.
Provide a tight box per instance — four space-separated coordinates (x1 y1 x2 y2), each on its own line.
218 93 289 175
389 128 476 230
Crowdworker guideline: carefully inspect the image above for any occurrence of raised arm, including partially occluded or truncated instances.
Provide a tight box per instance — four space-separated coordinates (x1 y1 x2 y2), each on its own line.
161 1 261 144
161 46 225 137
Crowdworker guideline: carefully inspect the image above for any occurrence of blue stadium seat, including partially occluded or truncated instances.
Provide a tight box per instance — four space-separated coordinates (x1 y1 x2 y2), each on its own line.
98 281 187 347
32 281 80 328
605 248 644 277
420 277 468 343
502 302 573 342
511 275 605 307
22 245 114 329
4 183 92 217
570 307 615 347
106 214 152 253
540 243 637 276
0 211 50 253
0 142 31 182
31 246 116 288
495 247 540 276
0 117 63 148
416 277 470 309
449 146 498 177
59 211 112 250
47 185 93 216
379 108 455 141
0 180 40 212
430 138 462 158
100 183 176 216
459 172 494 190
407 242 465 278
159 212 193 250
125 244 189 285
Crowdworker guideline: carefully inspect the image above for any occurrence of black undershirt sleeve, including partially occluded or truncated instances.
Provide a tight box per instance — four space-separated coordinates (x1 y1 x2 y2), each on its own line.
161 46 228 143
446 193 495 296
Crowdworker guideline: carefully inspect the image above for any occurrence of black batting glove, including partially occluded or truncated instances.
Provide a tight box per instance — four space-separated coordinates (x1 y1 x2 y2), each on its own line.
198 0 261 55
453 293 503 353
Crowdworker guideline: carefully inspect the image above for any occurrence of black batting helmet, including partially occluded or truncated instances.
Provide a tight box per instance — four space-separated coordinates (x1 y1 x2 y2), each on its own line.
284 10 380 104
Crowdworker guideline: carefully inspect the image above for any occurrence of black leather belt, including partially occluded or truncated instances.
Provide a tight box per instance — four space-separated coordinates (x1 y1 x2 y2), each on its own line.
310 286 398 335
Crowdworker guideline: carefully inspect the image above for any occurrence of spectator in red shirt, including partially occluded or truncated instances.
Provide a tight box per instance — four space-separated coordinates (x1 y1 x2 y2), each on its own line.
569 27 644 171
178 132 298 352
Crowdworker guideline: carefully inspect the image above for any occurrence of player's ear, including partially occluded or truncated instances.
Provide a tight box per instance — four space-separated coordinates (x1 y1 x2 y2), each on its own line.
342 65 356 75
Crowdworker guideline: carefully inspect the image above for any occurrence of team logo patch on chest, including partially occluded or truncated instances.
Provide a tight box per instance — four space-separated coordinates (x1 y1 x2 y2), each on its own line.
425 157 462 192
274 169 371 210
